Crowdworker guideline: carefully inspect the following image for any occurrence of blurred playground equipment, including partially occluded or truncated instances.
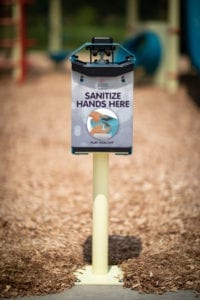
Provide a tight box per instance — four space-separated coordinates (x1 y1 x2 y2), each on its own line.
0 0 200 85
116 31 162 75
48 0 70 65
185 0 200 72
125 0 180 91
125 0 200 91
0 0 35 83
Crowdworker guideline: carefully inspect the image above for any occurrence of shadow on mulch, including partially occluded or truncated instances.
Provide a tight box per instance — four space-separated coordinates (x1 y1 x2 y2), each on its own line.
179 72 200 107
83 235 142 265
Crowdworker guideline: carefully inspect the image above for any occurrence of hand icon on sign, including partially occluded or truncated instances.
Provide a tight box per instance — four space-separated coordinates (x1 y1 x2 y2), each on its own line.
87 109 119 140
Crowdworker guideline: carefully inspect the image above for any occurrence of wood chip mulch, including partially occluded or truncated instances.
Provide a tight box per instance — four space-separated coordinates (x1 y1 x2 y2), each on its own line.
0 65 200 298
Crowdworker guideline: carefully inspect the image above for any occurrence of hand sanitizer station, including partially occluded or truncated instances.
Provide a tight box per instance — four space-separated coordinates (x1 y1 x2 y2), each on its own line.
70 37 135 284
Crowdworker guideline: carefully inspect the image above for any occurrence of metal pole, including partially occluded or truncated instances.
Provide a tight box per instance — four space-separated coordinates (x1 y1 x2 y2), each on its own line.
92 152 109 275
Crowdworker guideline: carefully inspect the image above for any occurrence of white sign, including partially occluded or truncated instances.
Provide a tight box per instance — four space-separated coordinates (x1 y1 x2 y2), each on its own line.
71 70 133 154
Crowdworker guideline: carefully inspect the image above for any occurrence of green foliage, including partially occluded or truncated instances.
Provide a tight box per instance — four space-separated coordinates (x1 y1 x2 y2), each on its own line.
139 0 168 21
27 1 126 51
63 24 126 50
27 16 48 50
74 5 98 26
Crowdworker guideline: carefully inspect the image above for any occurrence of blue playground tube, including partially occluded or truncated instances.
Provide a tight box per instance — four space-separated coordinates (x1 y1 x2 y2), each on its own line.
48 50 71 63
185 0 200 72
116 31 162 74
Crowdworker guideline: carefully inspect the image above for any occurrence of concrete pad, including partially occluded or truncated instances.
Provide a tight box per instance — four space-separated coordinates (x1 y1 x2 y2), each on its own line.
4 286 197 300
75 265 123 285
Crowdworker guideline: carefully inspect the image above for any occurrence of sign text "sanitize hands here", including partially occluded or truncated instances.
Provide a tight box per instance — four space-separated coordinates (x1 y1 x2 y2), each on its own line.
76 92 130 108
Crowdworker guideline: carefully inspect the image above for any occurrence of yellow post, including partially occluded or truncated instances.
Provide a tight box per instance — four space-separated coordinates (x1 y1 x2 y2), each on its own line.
92 152 109 275
49 0 62 52
75 152 123 283
126 0 138 34
167 0 180 92
12 1 21 81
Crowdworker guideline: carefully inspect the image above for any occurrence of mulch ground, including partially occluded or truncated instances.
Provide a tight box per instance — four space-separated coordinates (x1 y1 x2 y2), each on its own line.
0 56 200 298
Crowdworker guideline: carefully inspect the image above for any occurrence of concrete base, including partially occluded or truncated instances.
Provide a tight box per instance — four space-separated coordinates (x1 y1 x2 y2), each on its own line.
74 265 123 285
2 285 198 299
